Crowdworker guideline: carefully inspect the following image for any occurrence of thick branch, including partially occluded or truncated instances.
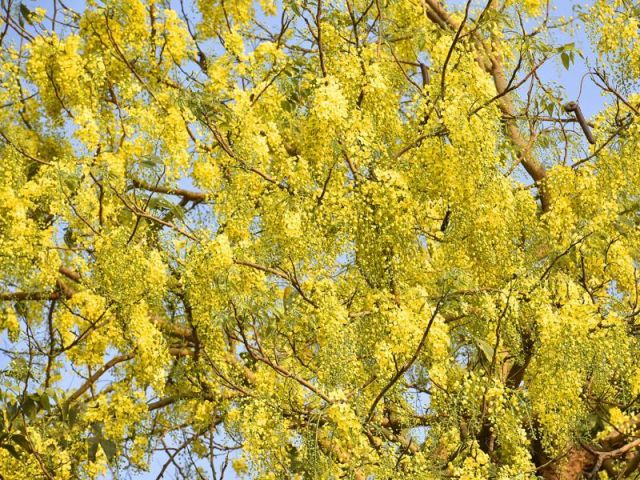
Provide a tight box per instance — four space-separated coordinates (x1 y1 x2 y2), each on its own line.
422 0 550 212
131 178 207 202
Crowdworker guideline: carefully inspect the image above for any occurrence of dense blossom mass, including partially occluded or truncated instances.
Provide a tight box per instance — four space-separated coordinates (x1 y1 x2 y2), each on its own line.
1 0 640 478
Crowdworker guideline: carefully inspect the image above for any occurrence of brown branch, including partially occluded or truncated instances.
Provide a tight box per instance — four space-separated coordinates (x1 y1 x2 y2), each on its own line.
470 55 549 117
316 0 327 76
110 185 198 241
65 354 134 404
65 347 191 405
440 0 472 98
233 259 290 282
233 259 318 307
592 70 639 116
131 178 207 202
0 291 63 301
578 438 640 479
572 117 632 168
58 266 81 283
0 129 51 166
564 102 595 145
365 299 443 422
151 314 195 341
422 0 550 212
234 317 332 404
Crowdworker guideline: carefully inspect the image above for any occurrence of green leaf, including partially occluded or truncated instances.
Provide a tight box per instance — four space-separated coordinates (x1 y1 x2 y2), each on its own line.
545 101 555 117
475 338 495 361
21 396 37 419
6 402 18 420
148 197 174 212
100 438 117 461
90 421 104 437
87 438 99 462
584 412 603 434
1 443 20 459
37 393 51 411
117 208 133 225
561 52 571 70
63 176 80 192
11 434 31 453
170 204 186 221
141 159 158 169
19 4 32 25
289 1 301 16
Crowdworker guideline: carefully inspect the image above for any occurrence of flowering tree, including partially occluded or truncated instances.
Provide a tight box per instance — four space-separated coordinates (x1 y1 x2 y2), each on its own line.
1 0 640 478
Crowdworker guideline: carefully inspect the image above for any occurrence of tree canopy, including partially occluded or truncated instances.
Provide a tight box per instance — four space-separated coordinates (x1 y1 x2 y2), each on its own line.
2 0 640 478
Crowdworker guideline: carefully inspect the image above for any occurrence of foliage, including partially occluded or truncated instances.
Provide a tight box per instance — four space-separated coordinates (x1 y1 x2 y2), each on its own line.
1 0 640 478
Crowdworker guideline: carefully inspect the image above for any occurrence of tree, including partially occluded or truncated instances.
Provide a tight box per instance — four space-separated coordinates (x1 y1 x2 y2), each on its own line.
2 0 640 478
